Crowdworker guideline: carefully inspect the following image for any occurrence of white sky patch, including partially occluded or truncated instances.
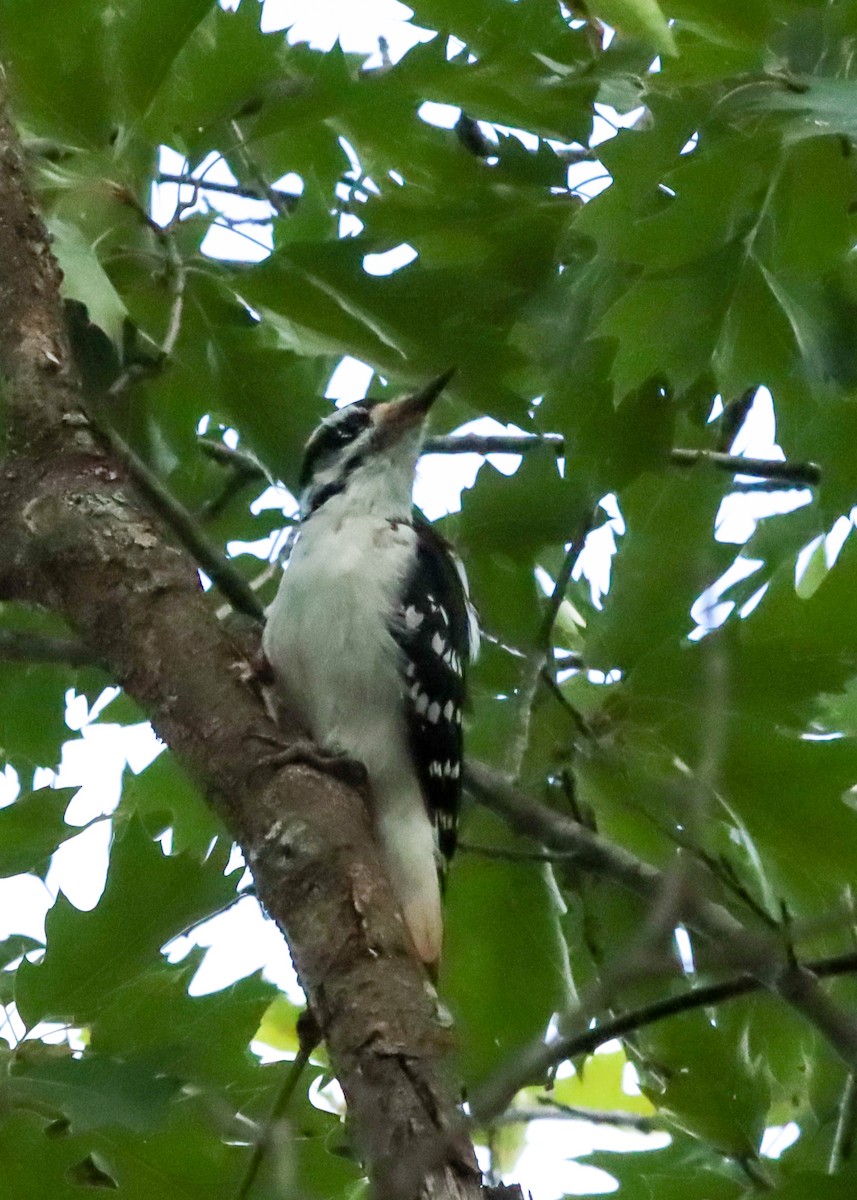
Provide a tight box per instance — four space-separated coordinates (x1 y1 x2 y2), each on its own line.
689 556 764 641
590 102 646 148
251 483 300 517
339 212 365 237
272 171 304 195
163 893 304 1001
416 417 527 520
201 216 274 263
512 1117 669 1200
568 159 613 200
761 1123 800 1159
363 243 418 275
418 100 461 129
0 874 54 943
573 494 625 608
714 388 812 544
673 926 695 974
795 512 854 590
326 354 375 404
261 0 434 63
0 763 21 808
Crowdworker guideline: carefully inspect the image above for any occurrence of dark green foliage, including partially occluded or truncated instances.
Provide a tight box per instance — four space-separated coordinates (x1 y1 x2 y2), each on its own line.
2 0 857 1195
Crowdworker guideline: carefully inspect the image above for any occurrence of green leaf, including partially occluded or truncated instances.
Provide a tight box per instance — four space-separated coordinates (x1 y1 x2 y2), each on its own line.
121 750 220 854
9 1046 177 1134
16 819 238 1027
589 0 677 56
0 787 79 877
255 994 303 1055
441 808 572 1089
0 934 42 968
635 1005 768 1156
586 470 734 671
0 1110 101 1200
550 1048 655 1116
583 1134 746 1199
47 217 128 345
92 954 278 1088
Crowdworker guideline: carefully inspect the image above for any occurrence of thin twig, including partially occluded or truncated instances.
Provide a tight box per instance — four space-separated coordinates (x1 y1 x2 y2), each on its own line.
228 120 294 220
105 186 186 396
830 1073 857 1173
470 947 857 1124
670 447 820 486
465 761 857 1096
457 841 581 863
197 441 279 523
423 433 563 456
96 425 265 623
199 439 270 479
0 628 99 667
157 172 300 213
201 434 820 487
492 1102 661 1131
425 433 820 486
234 1046 314 1200
537 534 587 655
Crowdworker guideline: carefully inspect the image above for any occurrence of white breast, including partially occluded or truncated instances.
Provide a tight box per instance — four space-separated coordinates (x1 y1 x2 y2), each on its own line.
263 507 415 758
262 502 443 964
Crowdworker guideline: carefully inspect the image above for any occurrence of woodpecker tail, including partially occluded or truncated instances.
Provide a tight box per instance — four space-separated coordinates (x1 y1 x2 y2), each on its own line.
375 798 443 969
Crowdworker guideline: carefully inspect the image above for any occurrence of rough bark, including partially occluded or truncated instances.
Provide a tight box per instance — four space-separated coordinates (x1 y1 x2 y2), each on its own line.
0 82 518 1200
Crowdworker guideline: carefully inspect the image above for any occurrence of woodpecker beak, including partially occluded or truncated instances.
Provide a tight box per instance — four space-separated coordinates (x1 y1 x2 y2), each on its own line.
372 368 455 439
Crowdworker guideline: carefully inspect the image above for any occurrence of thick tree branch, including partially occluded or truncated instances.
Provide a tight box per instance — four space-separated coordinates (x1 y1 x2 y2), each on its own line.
464 762 857 1112
0 81 500 1200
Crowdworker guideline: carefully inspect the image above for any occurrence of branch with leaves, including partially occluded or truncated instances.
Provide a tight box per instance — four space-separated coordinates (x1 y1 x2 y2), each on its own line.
0 78 504 1200
464 762 857 1118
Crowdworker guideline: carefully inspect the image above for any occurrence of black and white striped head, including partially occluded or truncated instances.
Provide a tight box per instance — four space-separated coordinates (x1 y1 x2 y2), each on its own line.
298 370 453 520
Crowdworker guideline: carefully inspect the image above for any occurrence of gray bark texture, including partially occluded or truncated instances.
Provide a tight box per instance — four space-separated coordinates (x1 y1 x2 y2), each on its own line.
0 79 522 1200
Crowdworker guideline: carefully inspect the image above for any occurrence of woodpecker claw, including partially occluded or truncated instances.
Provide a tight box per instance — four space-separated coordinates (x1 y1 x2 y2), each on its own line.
254 733 369 790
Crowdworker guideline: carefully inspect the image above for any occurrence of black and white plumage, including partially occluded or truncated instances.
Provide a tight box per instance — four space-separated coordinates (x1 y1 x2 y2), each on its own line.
262 373 478 967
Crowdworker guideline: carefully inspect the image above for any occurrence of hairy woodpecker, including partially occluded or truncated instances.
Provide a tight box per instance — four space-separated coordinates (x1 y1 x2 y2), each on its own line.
263 372 478 968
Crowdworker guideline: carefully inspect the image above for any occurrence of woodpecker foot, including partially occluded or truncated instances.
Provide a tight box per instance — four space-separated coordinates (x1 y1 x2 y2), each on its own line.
254 733 369 790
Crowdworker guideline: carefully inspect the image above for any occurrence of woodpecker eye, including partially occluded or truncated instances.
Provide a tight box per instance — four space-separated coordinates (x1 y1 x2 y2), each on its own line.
299 402 371 488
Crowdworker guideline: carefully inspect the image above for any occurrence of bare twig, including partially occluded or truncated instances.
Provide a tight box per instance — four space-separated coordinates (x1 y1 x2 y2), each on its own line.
471 944 857 1124
464 761 857 1099
202 433 819 489
830 1073 857 1173
95 425 265 622
228 120 295 219
423 433 564 456
157 172 300 213
425 433 820 486
494 1101 661 1131
235 1045 314 1200
0 628 99 666
111 185 186 357
199 439 270 480
669 447 820 486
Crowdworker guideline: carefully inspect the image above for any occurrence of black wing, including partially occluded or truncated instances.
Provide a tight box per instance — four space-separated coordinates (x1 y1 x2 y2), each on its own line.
390 519 476 869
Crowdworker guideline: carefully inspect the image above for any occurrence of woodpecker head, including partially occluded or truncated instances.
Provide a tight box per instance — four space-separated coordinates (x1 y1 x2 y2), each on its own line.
298 369 454 519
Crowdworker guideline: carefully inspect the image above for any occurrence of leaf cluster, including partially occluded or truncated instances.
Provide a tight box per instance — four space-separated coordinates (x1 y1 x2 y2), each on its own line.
3 0 857 1196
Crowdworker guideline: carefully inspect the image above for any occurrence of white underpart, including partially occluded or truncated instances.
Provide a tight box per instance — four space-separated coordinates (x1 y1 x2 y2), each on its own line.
263 430 444 965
